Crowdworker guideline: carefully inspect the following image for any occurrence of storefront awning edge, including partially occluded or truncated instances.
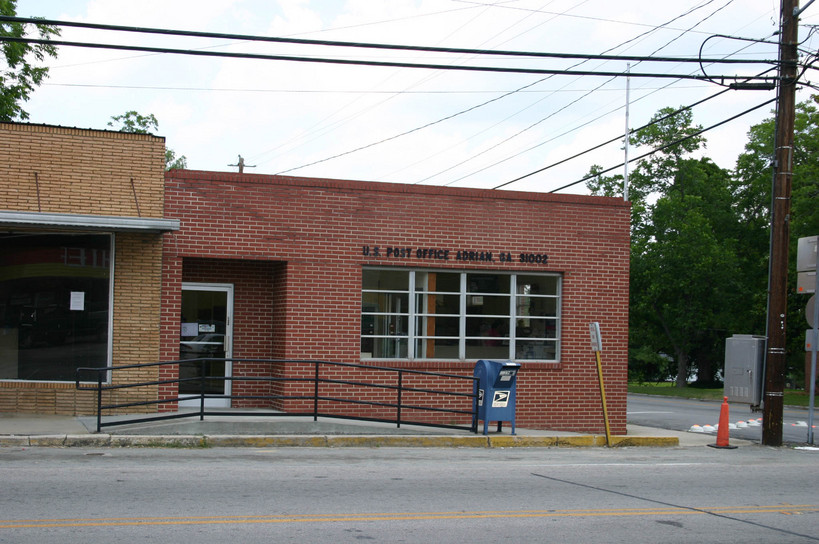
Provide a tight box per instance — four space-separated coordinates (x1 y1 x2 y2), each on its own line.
0 211 179 233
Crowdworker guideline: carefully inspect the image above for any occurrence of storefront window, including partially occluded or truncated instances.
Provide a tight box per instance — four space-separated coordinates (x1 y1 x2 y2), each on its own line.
514 274 559 360
361 269 409 359
0 233 111 381
414 271 460 359
361 268 560 361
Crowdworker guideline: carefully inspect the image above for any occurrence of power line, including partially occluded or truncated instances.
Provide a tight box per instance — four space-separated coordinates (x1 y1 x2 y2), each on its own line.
482 59 779 191
1 10 783 187
250 0 557 169
274 83 528 175
545 97 777 194
367 1 723 184
45 82 713 94
424 0 756 187
0 35 779 82
0 16 780 66
285 0 750 182
276 4 649 178
356 2 781 186
452 0 759 38
491 85 736 190
479 14 782 192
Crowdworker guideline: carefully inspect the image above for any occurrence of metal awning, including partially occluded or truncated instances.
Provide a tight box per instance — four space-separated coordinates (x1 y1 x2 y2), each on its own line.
0 211 180 233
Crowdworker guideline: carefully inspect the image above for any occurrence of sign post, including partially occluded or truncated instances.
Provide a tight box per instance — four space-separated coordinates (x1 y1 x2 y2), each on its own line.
589 322 612 446
797 235 818 445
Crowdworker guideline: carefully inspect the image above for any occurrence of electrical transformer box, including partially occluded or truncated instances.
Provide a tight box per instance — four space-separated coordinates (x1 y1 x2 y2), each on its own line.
724 334 765 406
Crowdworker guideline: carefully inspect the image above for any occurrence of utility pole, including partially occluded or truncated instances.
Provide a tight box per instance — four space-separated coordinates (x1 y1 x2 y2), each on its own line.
228 155 256 174
763 0 800 446
624 63 631 202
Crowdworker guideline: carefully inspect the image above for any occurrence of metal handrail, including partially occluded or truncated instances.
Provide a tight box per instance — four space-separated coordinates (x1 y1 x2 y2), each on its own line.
76 358 479 434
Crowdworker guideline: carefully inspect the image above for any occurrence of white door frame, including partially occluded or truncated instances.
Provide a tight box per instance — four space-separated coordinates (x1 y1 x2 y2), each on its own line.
179 282 234 408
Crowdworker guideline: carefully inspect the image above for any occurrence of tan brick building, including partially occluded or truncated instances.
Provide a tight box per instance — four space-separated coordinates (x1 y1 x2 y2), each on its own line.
0 123 177 414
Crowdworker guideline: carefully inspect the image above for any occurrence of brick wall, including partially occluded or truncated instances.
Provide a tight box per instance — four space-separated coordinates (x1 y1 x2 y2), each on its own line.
0 123 166 415
0 123 165 218
162 170 630 433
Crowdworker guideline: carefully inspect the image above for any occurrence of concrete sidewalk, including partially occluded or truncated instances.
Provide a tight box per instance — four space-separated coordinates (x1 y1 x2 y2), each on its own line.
0 411 750 448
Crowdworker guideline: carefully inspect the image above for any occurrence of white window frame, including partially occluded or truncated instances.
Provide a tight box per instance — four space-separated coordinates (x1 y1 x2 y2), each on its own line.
361 268 561 362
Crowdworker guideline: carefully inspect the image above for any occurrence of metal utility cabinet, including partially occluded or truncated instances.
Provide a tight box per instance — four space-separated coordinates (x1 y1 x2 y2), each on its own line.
473 359 520 435
724 334 765 407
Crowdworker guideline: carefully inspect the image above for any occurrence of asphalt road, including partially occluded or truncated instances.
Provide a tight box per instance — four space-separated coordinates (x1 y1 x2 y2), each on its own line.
628 394 816 444
1 445 817 543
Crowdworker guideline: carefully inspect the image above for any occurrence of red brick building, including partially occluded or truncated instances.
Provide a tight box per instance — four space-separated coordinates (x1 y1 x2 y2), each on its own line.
160 170 631 433
1 123 630 434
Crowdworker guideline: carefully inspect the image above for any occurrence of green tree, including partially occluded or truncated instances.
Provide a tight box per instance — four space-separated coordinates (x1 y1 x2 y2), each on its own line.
734 98 819 383
736 98 819 240
0 0 59 121
164 148 187 171
633 158 748 387
591 100 819 388
108 111 159 134
588 107 752 387
108 110 188 170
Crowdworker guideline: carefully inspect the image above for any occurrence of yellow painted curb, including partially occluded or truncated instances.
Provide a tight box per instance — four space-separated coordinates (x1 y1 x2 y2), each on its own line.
489 436 560 448
207 435 328 448
64 435 112 447
485 435 599 447
326 435 490 448
554 436 597 447
109 435 208 448
0 436 29 447
28 435 69 447
489 435 598 447
606 436 680 447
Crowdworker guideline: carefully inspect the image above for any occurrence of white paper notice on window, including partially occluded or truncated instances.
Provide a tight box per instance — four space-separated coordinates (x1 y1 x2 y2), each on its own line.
181 322 198 337
70 291 85 311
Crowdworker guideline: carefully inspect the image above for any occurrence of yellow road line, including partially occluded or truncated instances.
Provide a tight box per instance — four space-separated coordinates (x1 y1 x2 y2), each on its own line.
1 505 816 529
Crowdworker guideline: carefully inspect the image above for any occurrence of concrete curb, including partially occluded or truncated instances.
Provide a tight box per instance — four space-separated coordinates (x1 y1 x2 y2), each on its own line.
0 434 680 448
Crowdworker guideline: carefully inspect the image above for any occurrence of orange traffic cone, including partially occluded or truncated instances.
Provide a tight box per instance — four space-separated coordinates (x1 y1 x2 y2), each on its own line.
708 396 737 449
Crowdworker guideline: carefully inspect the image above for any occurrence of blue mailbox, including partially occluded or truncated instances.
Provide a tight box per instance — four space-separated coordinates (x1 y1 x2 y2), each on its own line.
473 359 521 435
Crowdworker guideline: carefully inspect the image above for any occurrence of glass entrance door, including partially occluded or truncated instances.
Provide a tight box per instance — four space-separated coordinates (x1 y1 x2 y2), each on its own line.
179 283 233 407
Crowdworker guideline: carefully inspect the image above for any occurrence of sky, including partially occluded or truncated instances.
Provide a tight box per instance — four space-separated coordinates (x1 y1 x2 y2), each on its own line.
10 0 819 194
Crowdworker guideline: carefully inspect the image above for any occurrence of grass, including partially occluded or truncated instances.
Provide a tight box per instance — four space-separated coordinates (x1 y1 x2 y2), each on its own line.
628 382 813 408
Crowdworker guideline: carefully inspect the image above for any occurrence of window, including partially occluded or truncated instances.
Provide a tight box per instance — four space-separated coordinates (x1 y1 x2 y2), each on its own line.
0 233 112 381
361 269 560 361
361 268 409 358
